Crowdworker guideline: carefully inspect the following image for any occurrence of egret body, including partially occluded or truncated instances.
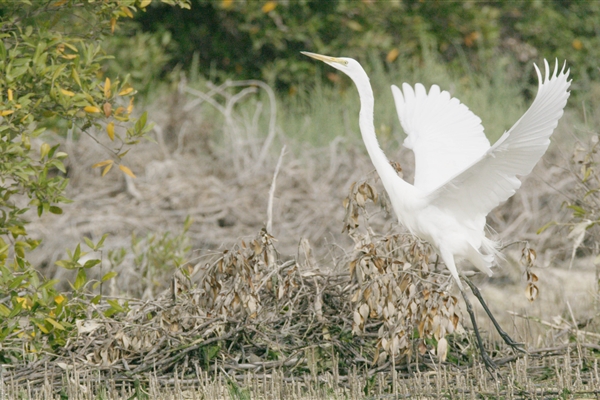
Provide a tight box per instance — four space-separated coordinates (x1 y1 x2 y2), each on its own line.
302 51 571 369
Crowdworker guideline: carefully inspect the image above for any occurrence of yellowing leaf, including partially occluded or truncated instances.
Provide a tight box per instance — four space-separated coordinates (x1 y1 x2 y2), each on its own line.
40 143 51 160
115 106 125 115
386 48 399 63
63 42 78 52
21 134 30 149
107 122 115 141
140 0 152 7
92 159 114 168
110 17 117 34
119 165 136 178
54 294 66 304
7 89 13 101
16 297 31 309
0 110 14 116
60 88 75 97
103 102 112 117
127 97 134 114
122 6 134 18
84 106 100 113
35 322 49 334
46 317 65 330
102 163 113 176
61 54 77 60
222 0 233 8
51 0 68 7
464 31 479 47
347 20 363 31
104 77 111 98
572 39 583 50
262 1 277 13
118 87 134 96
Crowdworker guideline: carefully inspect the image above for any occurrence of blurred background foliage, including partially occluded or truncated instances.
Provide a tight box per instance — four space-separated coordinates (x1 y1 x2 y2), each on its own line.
112 0 599 94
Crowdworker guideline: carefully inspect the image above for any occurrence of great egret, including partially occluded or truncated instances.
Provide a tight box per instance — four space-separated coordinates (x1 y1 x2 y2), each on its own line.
302 51 571 369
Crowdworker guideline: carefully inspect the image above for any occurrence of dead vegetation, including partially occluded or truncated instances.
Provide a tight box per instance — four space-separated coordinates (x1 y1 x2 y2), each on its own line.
5 222 600 398
4 80 600 397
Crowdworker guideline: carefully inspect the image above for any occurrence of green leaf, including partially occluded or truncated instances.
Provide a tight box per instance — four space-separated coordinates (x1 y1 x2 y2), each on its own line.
48 144 60 159
83 237 95 249
73 244 81 261
0 237 8 253
82 259 101 269
0 39 6 61
205 344 220 361
50 160 66 173
8 275 26 289
72 67 81 87
49 206 63 214
107 299 124 312
536 221 557 235
101 271 117 282
134 111 147 134
0 304 11 317
8 301 22 318
55 259 76 270
567 205 586 217
73 268 87 290
96 233 108 249
39 279 60 290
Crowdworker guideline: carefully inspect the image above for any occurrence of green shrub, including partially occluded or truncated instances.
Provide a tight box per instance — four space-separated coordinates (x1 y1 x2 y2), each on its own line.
0 0 190 363
132 1 600 92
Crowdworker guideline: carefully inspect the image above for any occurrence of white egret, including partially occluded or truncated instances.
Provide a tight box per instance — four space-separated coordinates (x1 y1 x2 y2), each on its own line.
302 51 571 369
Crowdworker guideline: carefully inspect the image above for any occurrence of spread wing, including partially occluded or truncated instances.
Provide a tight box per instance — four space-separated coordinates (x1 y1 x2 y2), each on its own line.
427 60 571 223
392 83 490 192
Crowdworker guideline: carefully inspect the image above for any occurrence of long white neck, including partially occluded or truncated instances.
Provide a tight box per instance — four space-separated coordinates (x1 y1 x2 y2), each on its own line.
352 72 416 208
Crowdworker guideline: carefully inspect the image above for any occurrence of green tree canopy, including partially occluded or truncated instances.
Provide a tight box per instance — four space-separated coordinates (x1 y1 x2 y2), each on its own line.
134 1 599 90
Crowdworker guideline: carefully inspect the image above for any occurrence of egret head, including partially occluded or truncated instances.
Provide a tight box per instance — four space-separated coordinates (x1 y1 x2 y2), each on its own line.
301 51 366 83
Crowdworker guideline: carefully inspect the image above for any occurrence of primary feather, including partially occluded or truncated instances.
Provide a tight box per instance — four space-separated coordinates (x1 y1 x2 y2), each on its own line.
428 60 571 223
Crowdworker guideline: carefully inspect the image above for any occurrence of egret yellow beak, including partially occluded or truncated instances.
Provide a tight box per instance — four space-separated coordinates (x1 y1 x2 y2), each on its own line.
301 51 346 65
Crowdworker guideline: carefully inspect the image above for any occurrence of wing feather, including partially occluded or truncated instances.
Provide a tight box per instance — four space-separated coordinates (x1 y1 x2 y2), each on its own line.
392 82 490 192
427 60 571 222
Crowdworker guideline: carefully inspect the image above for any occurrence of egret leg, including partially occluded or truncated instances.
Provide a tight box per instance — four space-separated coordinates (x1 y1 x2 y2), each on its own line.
459 287 497 373
441 249 496 372
463 276 526 353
